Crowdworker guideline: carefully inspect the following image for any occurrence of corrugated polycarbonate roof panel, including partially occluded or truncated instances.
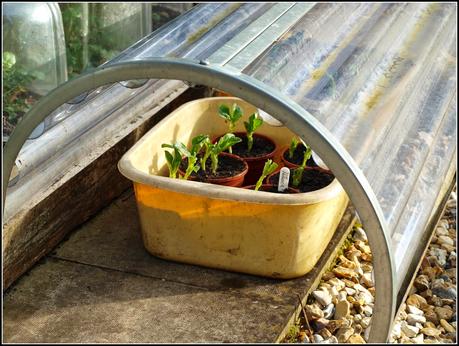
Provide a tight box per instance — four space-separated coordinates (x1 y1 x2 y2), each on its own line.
4 3 456 342
241 2 457 291
11 1 456 298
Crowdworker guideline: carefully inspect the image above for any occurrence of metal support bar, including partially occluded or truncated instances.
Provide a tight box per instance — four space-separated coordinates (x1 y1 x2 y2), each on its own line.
2 58 395 343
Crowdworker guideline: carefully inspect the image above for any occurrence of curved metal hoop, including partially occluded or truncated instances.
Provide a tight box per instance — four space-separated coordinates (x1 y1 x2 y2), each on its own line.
2 58 395 342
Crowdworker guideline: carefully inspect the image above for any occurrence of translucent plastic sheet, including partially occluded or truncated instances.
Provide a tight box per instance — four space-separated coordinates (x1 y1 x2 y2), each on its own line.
15 3 271 179
8 3 457 292
243 3 457 285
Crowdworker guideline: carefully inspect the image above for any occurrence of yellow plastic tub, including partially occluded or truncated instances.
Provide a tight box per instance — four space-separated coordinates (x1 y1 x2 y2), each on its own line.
118 97 349 279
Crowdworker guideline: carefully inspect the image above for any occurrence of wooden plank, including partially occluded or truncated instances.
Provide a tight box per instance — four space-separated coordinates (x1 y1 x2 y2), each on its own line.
275 203 356 343
2 86 207 290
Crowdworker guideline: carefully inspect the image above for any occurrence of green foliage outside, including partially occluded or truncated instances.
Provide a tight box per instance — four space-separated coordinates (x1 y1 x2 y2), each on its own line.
60 3 119 78
2 51 39 135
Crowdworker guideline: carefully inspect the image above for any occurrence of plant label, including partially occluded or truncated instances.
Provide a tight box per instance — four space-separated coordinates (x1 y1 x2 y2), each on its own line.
278 167 290 192
312 151 329 170
257 109 284 127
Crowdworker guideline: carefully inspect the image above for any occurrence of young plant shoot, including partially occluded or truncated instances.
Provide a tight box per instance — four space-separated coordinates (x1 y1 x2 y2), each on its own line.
218 103 243 132
162 142 186 179
292 144 313 187
218 103 243 153
244 112 264 151
200 137 212 172
289 137 300 159
182 134 208 180
255 159 278 191
209 133 242 174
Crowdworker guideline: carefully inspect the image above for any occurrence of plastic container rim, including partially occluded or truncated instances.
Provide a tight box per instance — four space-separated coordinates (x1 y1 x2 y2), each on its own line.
118 96 345 206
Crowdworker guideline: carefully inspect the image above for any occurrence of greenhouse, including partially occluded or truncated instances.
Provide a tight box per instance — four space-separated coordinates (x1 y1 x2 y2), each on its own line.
2 2 457 344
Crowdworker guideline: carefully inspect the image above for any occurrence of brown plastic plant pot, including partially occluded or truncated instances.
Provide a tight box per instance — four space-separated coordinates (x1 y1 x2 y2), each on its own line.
242 184 300 194
214 132 278 186
213 89 233 97
266 166 335 193
280 145 331 173
178 152 248 187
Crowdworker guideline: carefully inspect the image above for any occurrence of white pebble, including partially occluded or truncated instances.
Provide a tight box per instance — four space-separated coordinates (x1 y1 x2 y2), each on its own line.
345 287 356 296
407 305 424 316
323 303 335 319
313 289 332 307
401 321 419 338
362 305 373 317
313 334 324 343
364 327 371 341
328 286 340 299
361 272 375 287
392 322 402 338
412 333 424 344
361 316 371 329
354 227 368 242
356 290 374 305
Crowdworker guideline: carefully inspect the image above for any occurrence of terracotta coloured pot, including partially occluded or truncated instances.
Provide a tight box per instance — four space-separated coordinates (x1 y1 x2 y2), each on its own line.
280 146 331 173
267 166 334 192
179 152 248 187
215 132 278 186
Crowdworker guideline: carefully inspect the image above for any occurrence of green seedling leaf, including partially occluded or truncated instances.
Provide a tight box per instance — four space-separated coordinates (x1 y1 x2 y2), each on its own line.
215 133 242 153
182 154 199 180
175 142 191 157
291 143 312 187
191 134 208 154
218 103 243 132
181 135 209 180
210 133 242 174
289 137 300 159
255 159 278 191
200 137 213 172
162 143 183 179
244 112 264 152
301 143 312 167
292 166 304 188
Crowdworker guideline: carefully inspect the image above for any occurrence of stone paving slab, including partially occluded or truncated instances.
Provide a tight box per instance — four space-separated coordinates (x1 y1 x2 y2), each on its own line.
3 258 287 343
3 188 353 343
50 190 313 306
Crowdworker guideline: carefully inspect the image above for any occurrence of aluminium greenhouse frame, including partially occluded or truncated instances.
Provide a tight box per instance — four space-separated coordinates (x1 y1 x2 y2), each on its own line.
2 57 395 343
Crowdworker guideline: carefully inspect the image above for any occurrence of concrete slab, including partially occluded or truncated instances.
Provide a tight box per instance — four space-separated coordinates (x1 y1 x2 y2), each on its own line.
3 258 286 343
3 188 354 343
50 190 313 306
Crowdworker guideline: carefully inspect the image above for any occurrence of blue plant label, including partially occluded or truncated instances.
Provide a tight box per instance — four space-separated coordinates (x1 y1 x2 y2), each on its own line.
278 167 290 192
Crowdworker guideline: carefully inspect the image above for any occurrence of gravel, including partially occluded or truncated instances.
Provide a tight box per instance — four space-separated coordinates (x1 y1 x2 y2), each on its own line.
283 187 456 344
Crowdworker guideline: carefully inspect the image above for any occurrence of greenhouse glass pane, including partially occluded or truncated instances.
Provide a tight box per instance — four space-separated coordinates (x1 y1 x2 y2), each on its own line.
3 2 67 140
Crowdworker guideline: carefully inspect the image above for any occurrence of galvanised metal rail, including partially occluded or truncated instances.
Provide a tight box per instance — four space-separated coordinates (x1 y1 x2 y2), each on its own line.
2 57 394 343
